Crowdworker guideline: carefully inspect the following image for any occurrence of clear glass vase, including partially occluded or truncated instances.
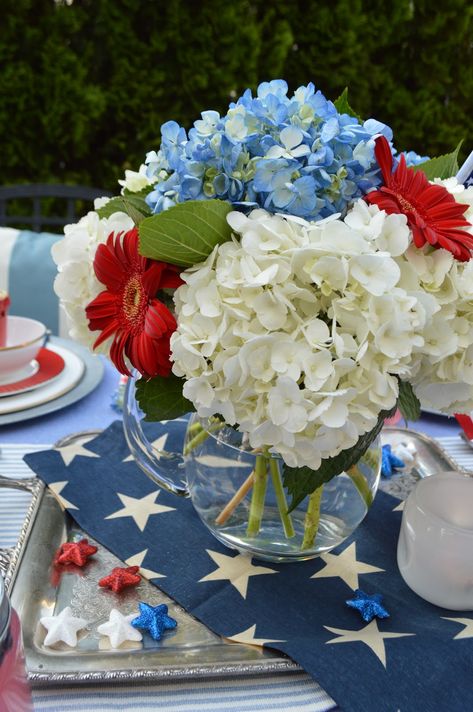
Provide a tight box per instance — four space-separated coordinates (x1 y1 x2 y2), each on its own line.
123 377 381 563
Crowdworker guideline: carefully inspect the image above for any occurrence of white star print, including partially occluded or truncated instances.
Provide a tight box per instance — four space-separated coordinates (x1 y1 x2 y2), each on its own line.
105 491 175 532
48 481 78 511
226 624 285 647
125 548 166 580
311 542 384 590
442 617 473 639
97 609 142 649
123 434 168 463
325 619 414 668
54 437 100 466
392 500 405 512
199 549 277 599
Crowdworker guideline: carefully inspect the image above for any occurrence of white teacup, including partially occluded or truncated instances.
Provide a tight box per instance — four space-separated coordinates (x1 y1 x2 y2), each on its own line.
0 316 47 380
397 471 473 610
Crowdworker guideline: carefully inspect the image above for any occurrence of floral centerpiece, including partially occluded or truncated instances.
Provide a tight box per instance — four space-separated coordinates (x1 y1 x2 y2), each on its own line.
53 80 473 556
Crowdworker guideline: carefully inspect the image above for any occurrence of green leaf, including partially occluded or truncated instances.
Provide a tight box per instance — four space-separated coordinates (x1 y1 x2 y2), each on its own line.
135 374 194 422
397 379 421 422
333 87 363 123
283 405 395 512
96 195 151 225
139 199 233 267
122 185 156 199
413 141 463 180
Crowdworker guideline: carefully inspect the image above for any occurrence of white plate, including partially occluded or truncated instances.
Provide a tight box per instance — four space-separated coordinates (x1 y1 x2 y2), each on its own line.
0 343 84 415
0 359 39 386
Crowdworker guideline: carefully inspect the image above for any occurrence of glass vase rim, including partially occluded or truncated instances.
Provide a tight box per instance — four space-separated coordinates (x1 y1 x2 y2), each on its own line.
191 413 381 463
191 414 276 458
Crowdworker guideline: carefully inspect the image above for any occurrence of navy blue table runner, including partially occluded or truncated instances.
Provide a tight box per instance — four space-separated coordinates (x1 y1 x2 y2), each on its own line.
25 420 473 712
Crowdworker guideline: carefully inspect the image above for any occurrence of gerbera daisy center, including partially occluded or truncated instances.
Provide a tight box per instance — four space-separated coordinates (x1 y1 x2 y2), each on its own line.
122 275 144 322
396 194 416 213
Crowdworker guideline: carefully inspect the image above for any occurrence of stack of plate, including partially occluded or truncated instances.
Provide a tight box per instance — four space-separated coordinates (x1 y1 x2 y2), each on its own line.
0 316 104 426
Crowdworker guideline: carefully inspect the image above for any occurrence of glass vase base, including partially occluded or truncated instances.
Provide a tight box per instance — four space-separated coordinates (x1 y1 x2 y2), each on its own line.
199 506 353 562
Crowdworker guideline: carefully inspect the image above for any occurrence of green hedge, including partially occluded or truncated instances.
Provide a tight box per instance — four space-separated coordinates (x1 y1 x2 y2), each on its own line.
1 0 472 191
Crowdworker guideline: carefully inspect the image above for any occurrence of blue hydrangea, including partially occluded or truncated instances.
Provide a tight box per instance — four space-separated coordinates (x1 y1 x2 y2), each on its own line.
402 150 430 167
142 80 397 221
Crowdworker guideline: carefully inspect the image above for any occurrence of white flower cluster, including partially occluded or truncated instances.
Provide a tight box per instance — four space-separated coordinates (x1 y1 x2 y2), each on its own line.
51 208 134 348
171 202 428 469
407 179 473 413
118 164 157 193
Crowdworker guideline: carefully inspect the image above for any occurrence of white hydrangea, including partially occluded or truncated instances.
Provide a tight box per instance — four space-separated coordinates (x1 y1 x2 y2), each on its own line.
171 202 429 469
51 210 134 349
402 179 473 413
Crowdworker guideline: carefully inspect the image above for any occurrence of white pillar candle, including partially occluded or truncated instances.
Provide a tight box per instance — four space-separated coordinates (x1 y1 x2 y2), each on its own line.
398 471 473 610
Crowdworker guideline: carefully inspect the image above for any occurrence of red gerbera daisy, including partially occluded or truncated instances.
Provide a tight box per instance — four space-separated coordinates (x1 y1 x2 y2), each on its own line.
365 136 473 262
86 228 183 377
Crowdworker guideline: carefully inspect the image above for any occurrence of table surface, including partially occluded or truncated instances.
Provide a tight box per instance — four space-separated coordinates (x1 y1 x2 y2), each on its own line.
0 350 465 712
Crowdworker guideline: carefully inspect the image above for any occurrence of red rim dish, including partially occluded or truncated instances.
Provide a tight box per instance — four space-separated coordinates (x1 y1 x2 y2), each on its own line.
0 348 65 396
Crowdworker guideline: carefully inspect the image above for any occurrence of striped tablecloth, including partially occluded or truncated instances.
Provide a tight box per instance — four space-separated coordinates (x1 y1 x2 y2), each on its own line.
0 444 335 712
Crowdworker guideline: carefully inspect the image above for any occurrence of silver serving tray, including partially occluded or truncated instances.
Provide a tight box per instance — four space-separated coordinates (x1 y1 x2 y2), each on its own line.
0 427 467 686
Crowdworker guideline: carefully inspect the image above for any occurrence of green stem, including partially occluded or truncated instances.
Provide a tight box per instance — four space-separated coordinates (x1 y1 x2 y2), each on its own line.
267 453 295 539
347 464 373 508
187 421 204 437
360 449 380 472
246 454 268 537
184 422 224 455
301 486 323 550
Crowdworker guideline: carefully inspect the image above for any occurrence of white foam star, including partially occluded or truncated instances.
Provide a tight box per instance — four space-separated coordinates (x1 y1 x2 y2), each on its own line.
442 617 473 639
199 549 277 599
105 491 175 532
123 434 168 463
97 609 143 649
325 619 414 668
54 437 100 466
48 481 78 511
226 624 285 647
40 606 88 647
125 548 166 580
311 542 384 590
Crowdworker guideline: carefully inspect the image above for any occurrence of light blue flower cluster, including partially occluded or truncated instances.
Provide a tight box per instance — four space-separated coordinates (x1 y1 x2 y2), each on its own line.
143 80 419 221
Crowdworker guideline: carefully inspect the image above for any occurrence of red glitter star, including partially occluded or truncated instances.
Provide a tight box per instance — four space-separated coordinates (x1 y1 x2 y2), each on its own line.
54 539 98 567
98 566 142 593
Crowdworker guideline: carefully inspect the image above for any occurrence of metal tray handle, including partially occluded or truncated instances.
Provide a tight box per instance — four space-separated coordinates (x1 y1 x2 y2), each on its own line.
0 475 42 579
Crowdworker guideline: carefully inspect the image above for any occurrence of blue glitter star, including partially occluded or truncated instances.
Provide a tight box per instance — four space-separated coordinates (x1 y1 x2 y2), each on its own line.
131 602 177 641
381 444 405 478
346 589 390 622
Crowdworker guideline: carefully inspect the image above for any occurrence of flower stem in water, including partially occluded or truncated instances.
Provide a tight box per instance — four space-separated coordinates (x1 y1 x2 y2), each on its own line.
347 464 373 508
184 421 224 455
215 470 254 526
246 454 268 536
266 453 295 539
301 486 323 550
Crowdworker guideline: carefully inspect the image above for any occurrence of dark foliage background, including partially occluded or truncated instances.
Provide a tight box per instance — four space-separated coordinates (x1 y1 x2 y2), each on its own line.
1 0 472 191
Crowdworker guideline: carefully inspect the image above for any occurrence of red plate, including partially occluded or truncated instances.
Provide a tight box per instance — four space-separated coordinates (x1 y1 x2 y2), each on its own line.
0 348 65 397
